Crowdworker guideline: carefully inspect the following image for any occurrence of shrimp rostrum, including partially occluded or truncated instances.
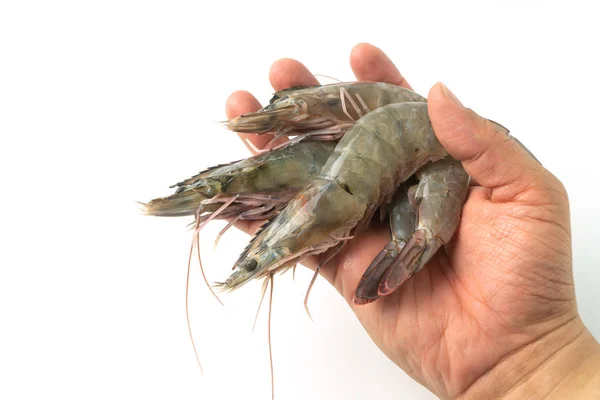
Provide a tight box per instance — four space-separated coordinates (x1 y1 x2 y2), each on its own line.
354 158 470 304
219 102 449 305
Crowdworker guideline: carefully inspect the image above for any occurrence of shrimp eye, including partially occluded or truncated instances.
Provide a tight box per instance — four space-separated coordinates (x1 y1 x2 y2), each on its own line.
244 259 258 272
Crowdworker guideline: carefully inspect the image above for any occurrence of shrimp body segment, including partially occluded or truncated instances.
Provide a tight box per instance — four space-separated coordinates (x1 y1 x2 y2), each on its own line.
142 141 336 221
226 82 425 144
220 102 448 291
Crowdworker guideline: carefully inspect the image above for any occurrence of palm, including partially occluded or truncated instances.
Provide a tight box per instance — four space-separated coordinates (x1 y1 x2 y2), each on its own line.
333 183 574 398
226 43 576 399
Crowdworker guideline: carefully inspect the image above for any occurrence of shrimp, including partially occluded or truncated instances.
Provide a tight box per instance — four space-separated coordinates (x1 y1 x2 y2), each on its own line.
218 102 448 315
225 82 425 149
142 141 336 224
354 158 470 304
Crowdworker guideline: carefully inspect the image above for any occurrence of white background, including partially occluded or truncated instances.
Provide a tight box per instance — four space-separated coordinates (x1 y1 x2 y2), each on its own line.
1 1 599 399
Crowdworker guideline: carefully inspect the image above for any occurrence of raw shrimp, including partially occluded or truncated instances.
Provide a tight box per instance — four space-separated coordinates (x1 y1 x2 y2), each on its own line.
219 102 448 315
226 82 425 149
354 158 470 304
142 141 336 224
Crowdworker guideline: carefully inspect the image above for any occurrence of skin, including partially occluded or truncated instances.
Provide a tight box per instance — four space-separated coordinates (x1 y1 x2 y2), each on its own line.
225 43 600 399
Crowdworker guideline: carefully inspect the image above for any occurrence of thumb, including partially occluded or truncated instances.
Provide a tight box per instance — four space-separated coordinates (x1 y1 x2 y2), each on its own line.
428 82 554 203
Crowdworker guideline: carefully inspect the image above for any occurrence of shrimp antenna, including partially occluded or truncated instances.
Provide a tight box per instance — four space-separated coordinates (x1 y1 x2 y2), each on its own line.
304 243 346 320
190 195 240 304
184 201 236 375
196 231 224 306
252 278 269 333
268 274 275 400
192 208 224 306
292 263 297 281
304 270 318 322
314 74 343 83
186 234 203 375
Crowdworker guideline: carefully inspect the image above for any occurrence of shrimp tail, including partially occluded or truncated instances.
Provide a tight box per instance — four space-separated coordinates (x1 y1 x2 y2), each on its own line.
377 229 443 296
371 158 469 299
353 241 402 304
354 182 418 304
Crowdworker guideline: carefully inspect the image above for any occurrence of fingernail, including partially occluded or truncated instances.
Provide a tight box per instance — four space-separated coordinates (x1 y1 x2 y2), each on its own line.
440 82 464 107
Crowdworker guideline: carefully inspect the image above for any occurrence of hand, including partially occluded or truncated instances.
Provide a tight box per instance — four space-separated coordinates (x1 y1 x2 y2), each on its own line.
225 43 600 399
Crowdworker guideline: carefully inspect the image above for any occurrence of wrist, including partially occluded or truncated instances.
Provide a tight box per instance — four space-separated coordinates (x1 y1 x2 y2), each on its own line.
458 317 600 400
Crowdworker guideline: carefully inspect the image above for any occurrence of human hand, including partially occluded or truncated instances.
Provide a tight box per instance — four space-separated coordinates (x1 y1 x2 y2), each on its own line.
225 43 600 399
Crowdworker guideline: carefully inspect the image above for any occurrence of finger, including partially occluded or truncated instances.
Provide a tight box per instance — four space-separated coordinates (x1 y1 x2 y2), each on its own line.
269 58 319 91
350 43 412 89
427 82 558 204
225 90 273 154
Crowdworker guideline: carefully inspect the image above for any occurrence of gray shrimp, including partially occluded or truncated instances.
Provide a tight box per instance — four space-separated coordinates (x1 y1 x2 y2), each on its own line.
226 82 425 149
142 141 336 225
